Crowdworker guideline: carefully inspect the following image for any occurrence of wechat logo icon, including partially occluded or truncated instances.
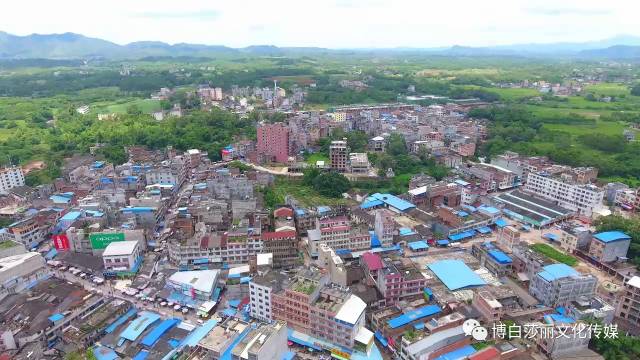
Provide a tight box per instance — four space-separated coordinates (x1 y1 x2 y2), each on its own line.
463 319 488 341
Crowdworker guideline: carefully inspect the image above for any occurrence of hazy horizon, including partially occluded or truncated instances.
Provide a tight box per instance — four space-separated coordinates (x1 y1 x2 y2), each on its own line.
2 0 639 49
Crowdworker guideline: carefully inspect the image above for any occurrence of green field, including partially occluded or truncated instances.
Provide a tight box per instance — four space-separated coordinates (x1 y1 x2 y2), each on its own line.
542 119 628 136
98 99 161 114
272 177 348 207
305 153 330 165
585 83 632 97
530 243 578 266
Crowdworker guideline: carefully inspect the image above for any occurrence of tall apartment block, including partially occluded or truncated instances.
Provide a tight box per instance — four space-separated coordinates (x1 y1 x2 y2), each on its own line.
330 139 349 172
257 123 290 163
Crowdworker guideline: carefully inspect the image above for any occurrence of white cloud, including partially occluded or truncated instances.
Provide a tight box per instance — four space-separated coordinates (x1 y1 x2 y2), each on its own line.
0 0 638 48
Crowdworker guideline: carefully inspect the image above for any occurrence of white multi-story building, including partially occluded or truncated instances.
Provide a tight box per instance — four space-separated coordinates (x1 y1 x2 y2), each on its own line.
102 241 142 272
524 172 604 217
529 264 597 307
249 271 288 322
0 166 25 193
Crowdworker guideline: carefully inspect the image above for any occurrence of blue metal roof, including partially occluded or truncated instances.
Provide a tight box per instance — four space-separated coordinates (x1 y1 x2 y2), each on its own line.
50 195 72 204
141 318 180 347
478 206 500 215
399 227 416 236
456 211 469 217
178 319 218 348
538 264 579 282
317 206 332 214
133 350 149 360
387 305 441 329
428 260 486 291
48 313 64 322
222 308 237 317
448 230 476 242
105 308 137 334
61 211 82 221
120 311 161 341
282 351 296 360
434 345 476 360
436 239 450 246
476 226 492 234
368 193 416 212
543 233 558 241
593 231 631 243
488 250 512 264
408 241 429 251
494 218 508 228
360 200 384 209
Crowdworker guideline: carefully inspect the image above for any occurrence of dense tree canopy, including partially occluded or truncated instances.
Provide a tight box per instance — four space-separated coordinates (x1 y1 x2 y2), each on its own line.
312 172 351 198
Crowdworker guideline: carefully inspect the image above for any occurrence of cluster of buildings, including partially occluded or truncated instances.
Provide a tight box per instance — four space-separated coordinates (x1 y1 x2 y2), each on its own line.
3 99 640 360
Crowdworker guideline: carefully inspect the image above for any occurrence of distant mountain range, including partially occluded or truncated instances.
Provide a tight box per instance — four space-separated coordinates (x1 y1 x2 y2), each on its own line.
1 31 640 60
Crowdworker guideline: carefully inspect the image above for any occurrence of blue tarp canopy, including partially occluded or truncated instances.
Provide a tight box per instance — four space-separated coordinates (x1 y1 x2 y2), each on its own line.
192 258 209 265
387 305 441 329
456 211 469 217
436 239 449 246
488 250 512 264
282 351 296 360
408 240 429 251
494 218 508 228
543 233 558 241
228 299 241 308
413 323 425 330
428 259 486 291
448 230 476 242
240 276 252 284
476 226 492 234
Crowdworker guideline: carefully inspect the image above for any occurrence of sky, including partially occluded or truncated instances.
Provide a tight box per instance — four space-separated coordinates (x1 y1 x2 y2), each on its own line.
1 0 639 48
